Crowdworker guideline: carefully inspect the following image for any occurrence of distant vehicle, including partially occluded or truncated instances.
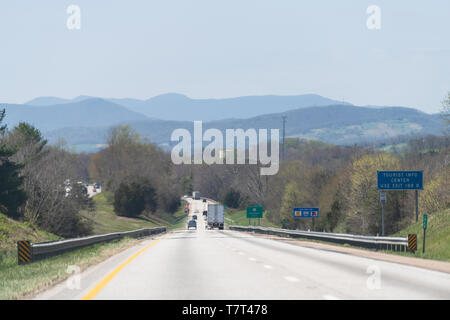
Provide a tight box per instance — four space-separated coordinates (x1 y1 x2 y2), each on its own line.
194 209 199 213
92 188 96 193
202 199 207 203
203 210 207 216
187 220 197 230
207 204 224 230
183 195 188 198
192 215 197 220
193 191 200 200
94 182 100 189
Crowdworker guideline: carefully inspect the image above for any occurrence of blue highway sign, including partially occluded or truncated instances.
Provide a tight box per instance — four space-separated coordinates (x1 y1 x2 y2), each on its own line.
380 192 387 203
293 208 319 218
377 171 423 190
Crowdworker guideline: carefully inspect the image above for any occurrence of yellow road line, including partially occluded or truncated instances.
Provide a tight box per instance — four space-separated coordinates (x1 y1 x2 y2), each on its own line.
82 235 167 300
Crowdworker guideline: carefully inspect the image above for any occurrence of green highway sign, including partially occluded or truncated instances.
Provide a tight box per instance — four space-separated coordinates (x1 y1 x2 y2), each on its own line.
423 214 428 253
246 205 263 219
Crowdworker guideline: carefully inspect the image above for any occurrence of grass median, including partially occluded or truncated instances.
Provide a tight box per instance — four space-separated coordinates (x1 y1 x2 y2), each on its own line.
0 236 144 300
225 208 279 228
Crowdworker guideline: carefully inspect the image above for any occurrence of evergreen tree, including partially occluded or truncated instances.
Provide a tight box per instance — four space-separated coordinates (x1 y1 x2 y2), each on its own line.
0 109 27 218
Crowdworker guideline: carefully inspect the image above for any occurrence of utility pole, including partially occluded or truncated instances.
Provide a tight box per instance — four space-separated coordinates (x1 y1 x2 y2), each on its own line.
282 116 286 161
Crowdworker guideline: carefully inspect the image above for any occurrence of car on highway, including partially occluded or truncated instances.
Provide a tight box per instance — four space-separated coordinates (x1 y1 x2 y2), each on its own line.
194 209 199 213
192 215 197 220
187 220 197 230
202 199 207 203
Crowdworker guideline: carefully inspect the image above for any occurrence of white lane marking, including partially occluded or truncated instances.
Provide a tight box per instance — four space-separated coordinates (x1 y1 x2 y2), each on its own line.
248 257 256 261
323 295 340 300
284 276 299 282
263 265 273 270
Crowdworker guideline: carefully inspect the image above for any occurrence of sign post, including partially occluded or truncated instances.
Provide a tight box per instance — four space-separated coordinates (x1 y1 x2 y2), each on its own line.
246 205 263 226
423 214 427 254
293 208 319 230
380 192 386 236
293 208 319 218
377 171 423 223
416 190 419 222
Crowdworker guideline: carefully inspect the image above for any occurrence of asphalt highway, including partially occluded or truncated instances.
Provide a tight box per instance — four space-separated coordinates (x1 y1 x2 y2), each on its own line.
35 198 450 300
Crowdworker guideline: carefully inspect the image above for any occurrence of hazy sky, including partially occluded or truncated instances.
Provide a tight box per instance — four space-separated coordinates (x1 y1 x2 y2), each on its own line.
0 1 449 113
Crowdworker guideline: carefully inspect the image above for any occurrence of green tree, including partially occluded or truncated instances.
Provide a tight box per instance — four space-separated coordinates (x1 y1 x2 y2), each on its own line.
280 182 308 229
224 189 241 208
420 167 450 213
0 109 27 218
347 153 405 235
181 174 193 195
113 178 157 217
91 124 181 215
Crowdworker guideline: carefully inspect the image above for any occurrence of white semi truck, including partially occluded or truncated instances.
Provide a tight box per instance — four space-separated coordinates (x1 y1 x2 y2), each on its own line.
207 204 224 230
192 191 200 200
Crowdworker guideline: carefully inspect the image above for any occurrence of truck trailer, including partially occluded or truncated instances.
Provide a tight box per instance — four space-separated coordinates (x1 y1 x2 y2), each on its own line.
192 191 200 200
207 204 224 230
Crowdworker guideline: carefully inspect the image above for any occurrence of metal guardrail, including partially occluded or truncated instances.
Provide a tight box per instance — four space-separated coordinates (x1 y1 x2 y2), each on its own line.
174 213 189 223
18 227 166 264
228 225 410 252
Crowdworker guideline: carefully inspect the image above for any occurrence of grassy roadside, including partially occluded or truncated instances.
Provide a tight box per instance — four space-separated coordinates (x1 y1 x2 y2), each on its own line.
82 192 188 234
225 207 450 262
0 212 146 300
82 193 161 234
224 208 279 228
0 193 188 300
0 236 143 300
391 208 450 261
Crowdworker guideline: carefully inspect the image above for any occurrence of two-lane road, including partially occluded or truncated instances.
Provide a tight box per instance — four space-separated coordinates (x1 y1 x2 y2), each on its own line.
36 199 450 300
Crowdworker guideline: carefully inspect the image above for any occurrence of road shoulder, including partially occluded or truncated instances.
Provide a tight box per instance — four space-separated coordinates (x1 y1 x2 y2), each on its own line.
247 232 450 274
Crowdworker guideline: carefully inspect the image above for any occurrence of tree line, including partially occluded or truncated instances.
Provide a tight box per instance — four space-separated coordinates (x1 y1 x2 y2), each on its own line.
0 113 183 238
191 135 448 235
0 110 93 237
189 92 450 235
1 93 448 238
